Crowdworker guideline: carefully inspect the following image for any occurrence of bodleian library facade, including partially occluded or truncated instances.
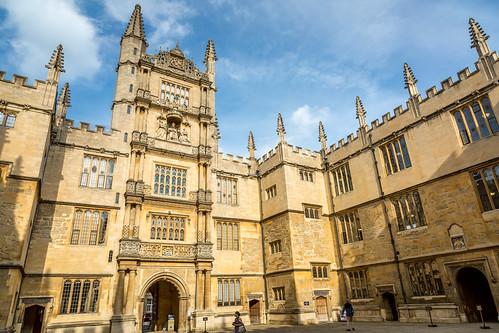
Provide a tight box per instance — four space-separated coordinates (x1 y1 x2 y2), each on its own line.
0 5 498 333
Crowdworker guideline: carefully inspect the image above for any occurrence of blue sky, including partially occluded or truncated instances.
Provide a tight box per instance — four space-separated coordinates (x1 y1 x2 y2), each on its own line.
1 0 499 157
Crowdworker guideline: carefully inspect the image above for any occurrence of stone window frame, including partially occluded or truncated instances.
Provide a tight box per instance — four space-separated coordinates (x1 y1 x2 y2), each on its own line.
160 80 190 107
299 169 314 182
79 154 115 190
152 164 187 198
347 269 371 299
0 111 16 128
217 278 241 307
149 213 186 242
331 162 354 196
391 190 426 231
303 204 321 220
406 260 445 297
338 211 363 244
380 135 412 175
311 263 330 280
216 175 238 206
272 287 285 301
265 185 277 200
59 279 100 314
70 208 109 246
452 96 499 145
269 239 282 254
216 221 240 251
470 162 499 212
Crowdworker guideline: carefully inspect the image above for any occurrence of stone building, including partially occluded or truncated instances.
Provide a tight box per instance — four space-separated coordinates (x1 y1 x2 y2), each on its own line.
0 5 498 333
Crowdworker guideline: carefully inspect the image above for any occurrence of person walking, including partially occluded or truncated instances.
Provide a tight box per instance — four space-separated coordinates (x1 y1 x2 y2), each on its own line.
343 299 355 331
232 311 246 333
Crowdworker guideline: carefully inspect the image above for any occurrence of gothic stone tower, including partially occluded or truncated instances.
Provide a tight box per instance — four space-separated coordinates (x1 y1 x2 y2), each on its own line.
110 5 218 333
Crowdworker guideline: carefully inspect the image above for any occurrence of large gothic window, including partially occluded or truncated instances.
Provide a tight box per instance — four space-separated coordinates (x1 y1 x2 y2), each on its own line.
153 165 187 198
216 221 239 251
407 260 445 296
217 279 241 306
347 270 371 299
338 212 363 244
216 175 237 205
80 155 115 189
380 135 412 175
453 96 499 145
160 81 190 107
150 214 186 241
471 163 499 212
392 191 426 231
332 163 354 196
70 209 109 245
60 279 101 314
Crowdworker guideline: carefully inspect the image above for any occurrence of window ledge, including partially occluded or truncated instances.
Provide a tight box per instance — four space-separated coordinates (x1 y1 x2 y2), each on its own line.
396 225 428 236
411 295 446 300
351 298 374 303
386 166 412 177
482 209 499 222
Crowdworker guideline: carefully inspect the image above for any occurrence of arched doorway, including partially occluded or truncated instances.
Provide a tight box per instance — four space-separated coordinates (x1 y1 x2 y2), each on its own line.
142 280 180 332
139 272 189 333
21 305 44 333
456 267 497 322
381 292 398 321
314 296 328 322
249 300 260 324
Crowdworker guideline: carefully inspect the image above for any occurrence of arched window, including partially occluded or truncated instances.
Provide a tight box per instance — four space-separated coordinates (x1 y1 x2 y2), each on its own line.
98 212 108 244
80 280 91 312
71 210 82 245
216 222 240 251
89 211 99 245
80 210 91 245
89 280 100 312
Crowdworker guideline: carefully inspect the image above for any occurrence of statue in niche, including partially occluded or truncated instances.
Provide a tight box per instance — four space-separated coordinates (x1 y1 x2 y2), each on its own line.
156 117 167 139
167 123 179 141
179 128 190 143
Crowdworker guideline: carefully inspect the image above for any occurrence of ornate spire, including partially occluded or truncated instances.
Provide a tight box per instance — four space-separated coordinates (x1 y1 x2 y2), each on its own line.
58 82 71 107
123 4 147 45
46 44 65 72
213 116 221 139
355 96 367 129
403 63 419 97
204 39 217 82
469 18 490 57
318 121 328 150
55 82 70 125
277 113 286 143
248 131 256 159
204 39 217 63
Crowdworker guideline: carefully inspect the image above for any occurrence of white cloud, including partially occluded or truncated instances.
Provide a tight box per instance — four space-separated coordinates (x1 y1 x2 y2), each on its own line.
0 0 101 81
287 104 333 146
103 0 194 49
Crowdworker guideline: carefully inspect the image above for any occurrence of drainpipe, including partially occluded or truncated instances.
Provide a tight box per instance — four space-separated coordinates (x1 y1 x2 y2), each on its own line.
256 169 270 324
368 134 407 303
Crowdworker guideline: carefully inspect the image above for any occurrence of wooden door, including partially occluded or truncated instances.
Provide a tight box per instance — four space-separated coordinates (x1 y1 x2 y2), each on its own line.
315 297 328 322
249 300 260 324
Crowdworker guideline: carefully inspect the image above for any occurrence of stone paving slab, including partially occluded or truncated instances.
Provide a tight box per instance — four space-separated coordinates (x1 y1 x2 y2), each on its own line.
212 321 499 333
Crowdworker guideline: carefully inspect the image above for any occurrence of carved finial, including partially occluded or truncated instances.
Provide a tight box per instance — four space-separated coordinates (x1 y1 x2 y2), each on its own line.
46 44 65 72
55 82 71 125
248 131 256 159
277 113 286 143
403 63 419 97
318 121 328 150
355 96 367 129
204 39 217 82
123 4 147 45
58 82 71 107
469 18 490 57
213 116 221 139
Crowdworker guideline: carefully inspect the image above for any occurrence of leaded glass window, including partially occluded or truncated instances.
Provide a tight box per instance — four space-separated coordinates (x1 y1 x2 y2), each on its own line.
71 209 109 245
153 165 187 198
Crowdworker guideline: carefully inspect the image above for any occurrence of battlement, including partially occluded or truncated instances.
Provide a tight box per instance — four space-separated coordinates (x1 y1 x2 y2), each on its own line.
327 54 497 160
258 147 278 164
217 152 251 165
63 119 119 136
0 71 48 90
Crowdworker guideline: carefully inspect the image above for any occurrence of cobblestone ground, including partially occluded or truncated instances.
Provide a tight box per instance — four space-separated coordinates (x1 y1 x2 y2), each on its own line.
213 321 499 333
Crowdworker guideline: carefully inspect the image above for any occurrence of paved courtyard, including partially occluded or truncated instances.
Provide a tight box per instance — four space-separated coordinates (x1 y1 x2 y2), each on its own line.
212 321 499 333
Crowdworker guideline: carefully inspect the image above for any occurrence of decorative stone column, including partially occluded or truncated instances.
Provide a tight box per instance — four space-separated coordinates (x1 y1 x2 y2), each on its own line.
128 150 136 179
113 269 126 315
196 270 204 310
204 270 211 310
125 269 137 314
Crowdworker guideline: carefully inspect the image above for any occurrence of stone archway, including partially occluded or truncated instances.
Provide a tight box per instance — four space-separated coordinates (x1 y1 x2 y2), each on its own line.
456 266 497 322
139 272 190 333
